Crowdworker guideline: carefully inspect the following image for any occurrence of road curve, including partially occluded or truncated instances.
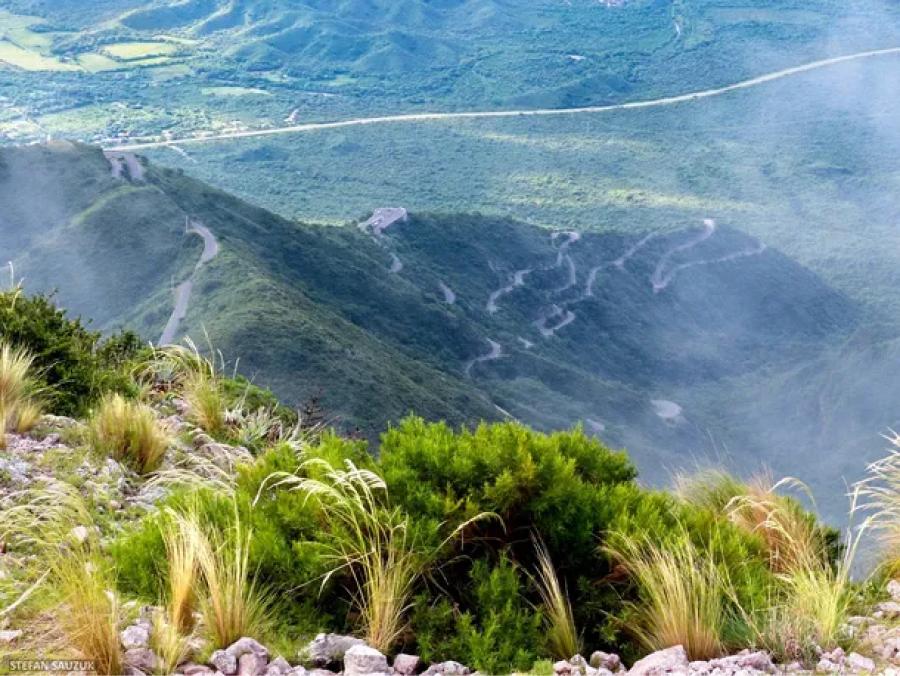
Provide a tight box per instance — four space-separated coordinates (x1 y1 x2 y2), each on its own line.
159 219 220 345
104 47 900 152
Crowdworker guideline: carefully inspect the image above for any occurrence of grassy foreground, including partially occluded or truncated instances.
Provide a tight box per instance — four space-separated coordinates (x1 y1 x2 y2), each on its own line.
1 289 899 675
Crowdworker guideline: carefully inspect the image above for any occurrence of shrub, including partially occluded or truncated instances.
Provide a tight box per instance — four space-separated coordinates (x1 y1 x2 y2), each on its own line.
378 418 767 654
412 557 543 673
0 289 143 416
88 393 170 474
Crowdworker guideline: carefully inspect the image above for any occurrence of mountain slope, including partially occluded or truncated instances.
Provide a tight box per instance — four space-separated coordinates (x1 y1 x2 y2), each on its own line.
2 142 894 518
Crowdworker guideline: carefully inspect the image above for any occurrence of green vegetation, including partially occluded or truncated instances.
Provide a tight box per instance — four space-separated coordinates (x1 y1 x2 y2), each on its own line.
88 393 170 474
0 288 142 416
0 298 892 673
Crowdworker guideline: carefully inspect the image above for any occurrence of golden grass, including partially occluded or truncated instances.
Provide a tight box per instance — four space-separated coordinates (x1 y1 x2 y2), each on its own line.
162 508 203 634
676 470 823 573
0 480 123 674
606 531 729 660
0 342 40 449
857 432 900 569
195 508 267 648
88 393 170 473
55 552 123 675
533 537 580 660
739 525 862 663
144 340 227 437
12 398 42 434
151 613 193 675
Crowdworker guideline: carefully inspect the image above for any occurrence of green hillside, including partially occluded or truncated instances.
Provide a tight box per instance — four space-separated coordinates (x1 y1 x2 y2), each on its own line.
3 142 895 521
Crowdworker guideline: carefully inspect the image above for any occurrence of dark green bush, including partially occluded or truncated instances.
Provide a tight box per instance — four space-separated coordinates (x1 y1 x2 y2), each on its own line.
0 289 143 415
379 417 772 655
411 557 542 674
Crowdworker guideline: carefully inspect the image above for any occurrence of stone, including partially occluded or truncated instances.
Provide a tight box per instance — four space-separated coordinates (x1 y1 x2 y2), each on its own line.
238 652 268 676
344 644 389 676
420 662 470 676
211 649 239 675
120 623 151 650
569 654 589 674
554 660 574 675
305 633 365 667
392 654 421 675
125 647 159 673
227 637 270 662
626 645 689 676
708 650 774 672
0 629 23 643
815 657 842 673
884 636 900 661
265 657 293 675
181 664 215 675
590 651 622 672
847 652 875 673
889 580 900 602
878 602 900 620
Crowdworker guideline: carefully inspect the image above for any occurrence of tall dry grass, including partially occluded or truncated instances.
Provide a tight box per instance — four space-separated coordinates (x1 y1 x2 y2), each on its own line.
261 458 492 653
196 509 268 648
151 612 193 675
0 479 123 674
857 432 900 570
144 339 227 437
0 342 42 449
55 551 123 675
606 531 730 660
88 393 170 473
532 537 580 660
678 469 866 663
676 470 823 574
161 508 203 634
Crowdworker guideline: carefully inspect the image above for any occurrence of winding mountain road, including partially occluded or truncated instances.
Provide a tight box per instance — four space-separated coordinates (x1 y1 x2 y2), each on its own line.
104 47 900 152
650 218 717 292
159 219 220 346
464 338 503 378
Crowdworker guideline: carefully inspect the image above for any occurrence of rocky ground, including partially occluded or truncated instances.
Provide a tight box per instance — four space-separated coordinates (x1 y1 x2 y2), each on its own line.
2 417 900 675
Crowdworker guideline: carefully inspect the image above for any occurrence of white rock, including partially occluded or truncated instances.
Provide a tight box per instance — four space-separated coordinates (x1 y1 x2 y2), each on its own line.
343 644 389 676
211 649 238 675
304 633 365 667
847 652 875 672
120 623 150 650
392 654 421 676
627 645 689 675
0 629 23 643
888 579 900 602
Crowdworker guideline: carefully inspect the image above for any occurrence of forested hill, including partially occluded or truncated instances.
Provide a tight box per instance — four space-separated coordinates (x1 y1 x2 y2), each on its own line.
5 143 895 517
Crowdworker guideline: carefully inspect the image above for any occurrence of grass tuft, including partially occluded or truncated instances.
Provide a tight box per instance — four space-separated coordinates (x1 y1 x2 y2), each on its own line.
262 457 493 653
532 536 580 660
88 393 170 473
0 342 41 448
606 530 729 660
